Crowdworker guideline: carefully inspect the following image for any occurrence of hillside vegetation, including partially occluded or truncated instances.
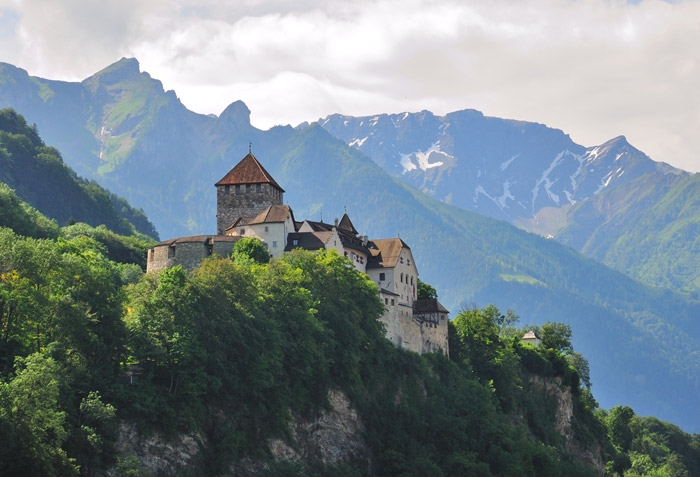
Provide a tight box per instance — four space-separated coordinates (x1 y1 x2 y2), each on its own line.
1 222 699 475
0 108 157 239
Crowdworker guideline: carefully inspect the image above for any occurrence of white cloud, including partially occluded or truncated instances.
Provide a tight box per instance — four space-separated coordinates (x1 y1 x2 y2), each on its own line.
1 0 699 171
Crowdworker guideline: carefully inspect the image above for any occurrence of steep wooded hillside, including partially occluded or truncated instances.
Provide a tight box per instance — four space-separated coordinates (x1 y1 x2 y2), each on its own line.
0 108 157 238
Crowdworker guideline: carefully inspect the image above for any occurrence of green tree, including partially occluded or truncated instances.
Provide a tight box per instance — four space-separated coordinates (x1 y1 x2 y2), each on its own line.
231 237 271 264
537 321 573 353
0 353 77 476
417 278 437 300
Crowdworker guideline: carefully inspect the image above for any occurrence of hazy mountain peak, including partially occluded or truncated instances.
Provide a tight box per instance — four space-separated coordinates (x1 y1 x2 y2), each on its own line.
83 57 144 86
217 100 252 131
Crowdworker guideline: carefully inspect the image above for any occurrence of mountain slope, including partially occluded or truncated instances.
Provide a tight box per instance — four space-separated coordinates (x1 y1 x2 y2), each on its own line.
2 59 700 431
556 172 700 294
318 111 700 296
0 107 157 238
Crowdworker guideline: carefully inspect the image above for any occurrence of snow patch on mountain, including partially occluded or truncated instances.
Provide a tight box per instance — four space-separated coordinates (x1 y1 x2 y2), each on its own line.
500 154 519 171
596 167 625 193
399 141 451 174
531 150 572 213
473 181 516 213
349 137 368 148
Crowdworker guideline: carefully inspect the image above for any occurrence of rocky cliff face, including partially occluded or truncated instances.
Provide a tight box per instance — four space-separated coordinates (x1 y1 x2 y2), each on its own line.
530 375 605 475
264 390 370 472
110 389 369 476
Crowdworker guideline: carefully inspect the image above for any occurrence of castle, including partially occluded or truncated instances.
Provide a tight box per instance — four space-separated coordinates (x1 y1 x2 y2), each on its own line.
147 152 449 355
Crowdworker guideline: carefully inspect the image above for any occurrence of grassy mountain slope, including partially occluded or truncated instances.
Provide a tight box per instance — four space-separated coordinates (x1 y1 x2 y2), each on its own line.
0 108 157 238
557 171 700 295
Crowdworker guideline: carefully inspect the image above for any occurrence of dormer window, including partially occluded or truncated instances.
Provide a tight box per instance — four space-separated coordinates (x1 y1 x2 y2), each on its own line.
240 228 245 235
293 239 299 246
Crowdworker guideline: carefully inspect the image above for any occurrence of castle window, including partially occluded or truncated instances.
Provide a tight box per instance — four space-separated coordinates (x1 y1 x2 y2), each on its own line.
400 257 404 264
391 299 395 306
411 276 414 285
400 273 404 283
272 241 278 248
224 185 230 195
168 246 175 258
256 184 262 193
207 246 213 255
240 228 245 235
293 239 299 246
235 184 240 195
265 226 269 232
246 184 251 194
379 272 385 281
407 259 410 266
385 298 388 305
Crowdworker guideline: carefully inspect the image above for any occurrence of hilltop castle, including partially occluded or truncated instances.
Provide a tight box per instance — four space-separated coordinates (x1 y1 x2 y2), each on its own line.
147 152 449 355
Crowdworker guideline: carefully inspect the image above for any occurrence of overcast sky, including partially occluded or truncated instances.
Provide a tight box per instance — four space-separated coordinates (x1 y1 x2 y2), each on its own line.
1 0 698 171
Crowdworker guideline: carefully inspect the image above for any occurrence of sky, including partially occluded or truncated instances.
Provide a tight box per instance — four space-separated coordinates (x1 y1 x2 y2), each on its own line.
1 0 699 171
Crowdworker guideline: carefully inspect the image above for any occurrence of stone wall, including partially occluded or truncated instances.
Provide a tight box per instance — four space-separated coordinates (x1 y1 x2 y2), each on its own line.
146 236 239 274
217 183 282 234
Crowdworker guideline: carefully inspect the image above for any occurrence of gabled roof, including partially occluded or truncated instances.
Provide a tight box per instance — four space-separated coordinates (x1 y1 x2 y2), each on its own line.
249 205 294 225
215 153 285 191
522 331 541 341
284 231 333 252
338 213 358 235
366 238 411 269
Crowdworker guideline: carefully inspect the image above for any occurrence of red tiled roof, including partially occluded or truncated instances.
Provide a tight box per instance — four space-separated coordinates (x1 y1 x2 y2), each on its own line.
215 153 285 191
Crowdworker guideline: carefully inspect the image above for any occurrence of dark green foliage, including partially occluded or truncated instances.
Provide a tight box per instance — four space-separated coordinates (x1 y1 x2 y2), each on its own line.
0 107 158 239
598 404 700 476
416 278 437 300
0 222 695 475
0 182 60 238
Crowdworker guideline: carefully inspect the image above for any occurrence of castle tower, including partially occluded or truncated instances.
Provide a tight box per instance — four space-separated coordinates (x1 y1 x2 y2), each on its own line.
215 153 285 234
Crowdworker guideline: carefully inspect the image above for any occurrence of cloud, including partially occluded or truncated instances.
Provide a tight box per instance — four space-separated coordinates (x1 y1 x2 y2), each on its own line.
1 0 699 170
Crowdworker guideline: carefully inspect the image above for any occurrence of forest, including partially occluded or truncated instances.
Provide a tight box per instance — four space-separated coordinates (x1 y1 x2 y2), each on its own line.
1 217 699 475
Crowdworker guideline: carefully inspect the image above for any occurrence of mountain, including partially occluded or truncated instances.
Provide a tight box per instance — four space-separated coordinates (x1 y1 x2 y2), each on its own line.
0 107 157 238
318 111 700 295
2 59 700 432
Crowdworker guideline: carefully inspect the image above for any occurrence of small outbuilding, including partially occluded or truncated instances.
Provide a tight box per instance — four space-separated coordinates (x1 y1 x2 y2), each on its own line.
521 330 542 347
